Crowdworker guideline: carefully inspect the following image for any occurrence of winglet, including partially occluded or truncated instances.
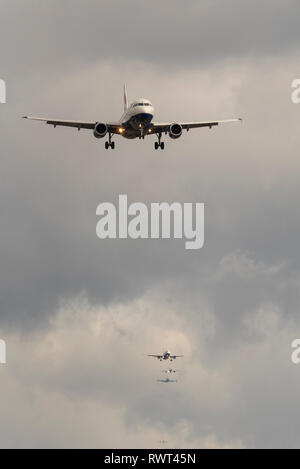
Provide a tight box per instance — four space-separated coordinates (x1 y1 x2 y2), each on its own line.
123 84 128 112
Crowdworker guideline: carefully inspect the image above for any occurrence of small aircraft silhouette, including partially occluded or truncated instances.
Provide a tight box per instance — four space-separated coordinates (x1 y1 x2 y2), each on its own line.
156 377 178 383
161 369 179 374
146 350 184 362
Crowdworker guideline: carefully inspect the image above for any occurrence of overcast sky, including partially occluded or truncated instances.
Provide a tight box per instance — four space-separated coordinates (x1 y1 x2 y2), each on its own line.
1 0 300 448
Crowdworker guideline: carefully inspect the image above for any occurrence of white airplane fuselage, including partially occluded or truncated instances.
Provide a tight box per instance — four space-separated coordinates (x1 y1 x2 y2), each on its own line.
118 98 155 139
160 351 172 361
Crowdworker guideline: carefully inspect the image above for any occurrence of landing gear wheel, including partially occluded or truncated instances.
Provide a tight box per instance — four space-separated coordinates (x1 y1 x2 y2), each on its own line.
105 132 114 149
155 133 165 150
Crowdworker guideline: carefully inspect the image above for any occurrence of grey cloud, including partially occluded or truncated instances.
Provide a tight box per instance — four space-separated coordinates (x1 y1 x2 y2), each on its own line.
0 0 300 78
1 298 299 448
1 1 300 448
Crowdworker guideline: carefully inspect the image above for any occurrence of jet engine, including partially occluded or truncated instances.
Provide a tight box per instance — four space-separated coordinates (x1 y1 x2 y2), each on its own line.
169 123 182 139
93 122 108 138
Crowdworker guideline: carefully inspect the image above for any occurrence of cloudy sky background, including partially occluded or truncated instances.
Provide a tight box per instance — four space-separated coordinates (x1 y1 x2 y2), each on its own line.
1 0 300 448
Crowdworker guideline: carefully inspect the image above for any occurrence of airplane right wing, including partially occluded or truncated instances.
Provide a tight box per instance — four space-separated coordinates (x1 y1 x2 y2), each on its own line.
23 116 121 133
147 354 163 359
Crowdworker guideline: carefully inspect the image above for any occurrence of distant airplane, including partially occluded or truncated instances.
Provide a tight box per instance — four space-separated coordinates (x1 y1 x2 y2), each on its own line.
162 369 179 374
146 350 184 361
23 85 242 150
157 378 178 383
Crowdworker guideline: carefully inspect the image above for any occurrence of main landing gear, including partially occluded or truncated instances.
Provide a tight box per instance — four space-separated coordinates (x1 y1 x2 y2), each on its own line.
105 132 115 150
154 133 165 150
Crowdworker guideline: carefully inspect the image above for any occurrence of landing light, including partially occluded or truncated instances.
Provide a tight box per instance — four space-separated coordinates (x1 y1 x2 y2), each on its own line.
118 128 124 133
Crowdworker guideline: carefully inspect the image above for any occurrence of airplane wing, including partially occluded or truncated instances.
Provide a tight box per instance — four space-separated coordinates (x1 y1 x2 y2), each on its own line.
147 354 163 359
23 116 120 133
151 118 242 133
170 355 184 359
157 379 177 383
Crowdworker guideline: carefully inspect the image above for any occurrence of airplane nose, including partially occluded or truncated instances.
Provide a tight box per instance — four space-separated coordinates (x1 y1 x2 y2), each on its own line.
132 111 153 130
138 113 151 123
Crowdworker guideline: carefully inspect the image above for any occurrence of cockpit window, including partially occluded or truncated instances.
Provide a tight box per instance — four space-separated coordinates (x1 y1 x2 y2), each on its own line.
134 102 150 107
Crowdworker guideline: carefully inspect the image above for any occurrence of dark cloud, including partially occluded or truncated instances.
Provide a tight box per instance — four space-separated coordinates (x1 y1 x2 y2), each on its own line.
0 0 300 76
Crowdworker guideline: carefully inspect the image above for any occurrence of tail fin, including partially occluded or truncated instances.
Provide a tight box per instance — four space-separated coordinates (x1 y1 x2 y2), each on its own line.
123 84 128 111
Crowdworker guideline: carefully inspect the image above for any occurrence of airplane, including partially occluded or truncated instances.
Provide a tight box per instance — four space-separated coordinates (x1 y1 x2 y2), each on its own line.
23 85 242 150
146 350 184 361
157 378 178 383
161 369 179 374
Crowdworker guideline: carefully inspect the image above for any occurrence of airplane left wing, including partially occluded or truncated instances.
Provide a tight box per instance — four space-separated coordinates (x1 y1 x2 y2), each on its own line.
147 354 163 359
151 118 242 133
23 116 120 133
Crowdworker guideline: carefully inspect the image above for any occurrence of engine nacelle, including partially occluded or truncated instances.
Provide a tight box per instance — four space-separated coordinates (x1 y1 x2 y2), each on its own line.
93 122 108 139
169 123 182 139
